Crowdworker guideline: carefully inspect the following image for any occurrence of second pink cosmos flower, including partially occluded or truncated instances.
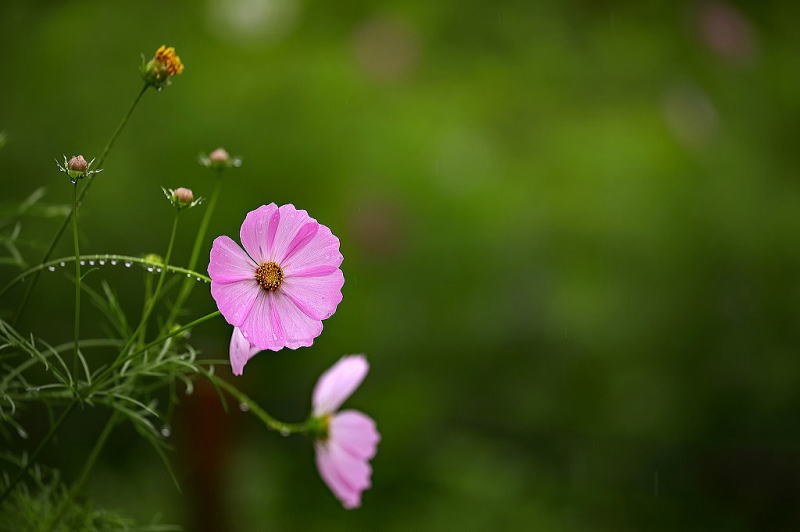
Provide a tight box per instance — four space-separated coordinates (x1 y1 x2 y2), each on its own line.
209 204 344 355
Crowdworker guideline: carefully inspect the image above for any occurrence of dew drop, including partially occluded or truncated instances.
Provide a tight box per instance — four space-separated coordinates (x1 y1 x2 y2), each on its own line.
280 429 290 437
160 426 172 438
80 260 85 266
47 266 55 272
124 262 132 268
99 260 105 265
186 273 191 277
59 261 66 267
195 277 202 282
17 427 28 439
146 267 154 272
89 260 95 266
239 402 250 412
111 260 118 265
156 267 162 273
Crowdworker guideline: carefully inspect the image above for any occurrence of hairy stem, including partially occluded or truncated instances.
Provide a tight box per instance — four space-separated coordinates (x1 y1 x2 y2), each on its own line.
71 183 81 379
13 84 149 324
164 171 223 330
0 402 76 504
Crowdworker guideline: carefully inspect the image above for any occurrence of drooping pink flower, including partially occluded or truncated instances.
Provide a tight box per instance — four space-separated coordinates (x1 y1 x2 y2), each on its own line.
208 204 344 357
229 327 261 376
312 355 379 509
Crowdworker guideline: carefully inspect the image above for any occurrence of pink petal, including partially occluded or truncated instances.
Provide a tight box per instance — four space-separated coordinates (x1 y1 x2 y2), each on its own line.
229 327 261 376
239 203 280 264
281 270 344 321
312 355 369 416
239 291 286 351
269 204 319 264
330 410 380 460
281 223 343 276
210 279 260 328
315 442 361 509
208 236 257 283
271 291 324 349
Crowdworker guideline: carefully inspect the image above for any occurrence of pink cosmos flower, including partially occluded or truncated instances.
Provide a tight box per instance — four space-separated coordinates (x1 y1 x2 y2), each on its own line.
229 327 261 376
209 204 344 356
312 355 379 509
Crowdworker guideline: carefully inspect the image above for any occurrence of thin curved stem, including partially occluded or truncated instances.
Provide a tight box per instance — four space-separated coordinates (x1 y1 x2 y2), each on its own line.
164 171 223 330
13 84 149 324
201 370 309 435
87 310 221 395
117 213 180 359
71 183 81 377
0 254 211 298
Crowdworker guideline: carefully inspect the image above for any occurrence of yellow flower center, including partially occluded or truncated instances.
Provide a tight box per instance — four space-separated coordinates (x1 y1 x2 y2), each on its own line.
255 262 284 291
154 45 184 76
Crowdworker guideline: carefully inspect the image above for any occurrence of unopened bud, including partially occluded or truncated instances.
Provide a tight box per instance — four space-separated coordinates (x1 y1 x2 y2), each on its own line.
173 187 194 205
209 148 230 164
68 155 88 178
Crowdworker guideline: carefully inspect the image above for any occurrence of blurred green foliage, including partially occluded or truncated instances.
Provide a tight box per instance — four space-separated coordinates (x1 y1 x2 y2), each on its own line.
2 0 800 530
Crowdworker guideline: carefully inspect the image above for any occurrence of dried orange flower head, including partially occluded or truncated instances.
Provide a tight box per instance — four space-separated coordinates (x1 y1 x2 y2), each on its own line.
142 45 184 88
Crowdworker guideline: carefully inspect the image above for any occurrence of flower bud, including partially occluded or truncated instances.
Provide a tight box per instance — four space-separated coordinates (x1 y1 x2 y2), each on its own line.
199 147 242 169
173 187 194 205
67 155 88 178
209 148 229 164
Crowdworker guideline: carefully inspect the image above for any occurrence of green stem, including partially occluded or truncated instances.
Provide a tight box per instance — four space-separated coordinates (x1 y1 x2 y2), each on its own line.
12 84 149 324
71 183 81 378
0 402 76 504
138 274 154 347
164 172 223 330
201 370 308 435
88 310 221 395
117 213 180 359
0 254 210 297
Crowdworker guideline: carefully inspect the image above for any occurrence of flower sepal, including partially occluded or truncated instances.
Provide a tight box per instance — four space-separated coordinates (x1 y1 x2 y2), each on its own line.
56 155 102 184
163 187 203 210
199 148 242 170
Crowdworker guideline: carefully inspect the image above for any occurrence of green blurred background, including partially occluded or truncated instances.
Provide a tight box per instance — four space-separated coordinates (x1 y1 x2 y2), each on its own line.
3 0 800 529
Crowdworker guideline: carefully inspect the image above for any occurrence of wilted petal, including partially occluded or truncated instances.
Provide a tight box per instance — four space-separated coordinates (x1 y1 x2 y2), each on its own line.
313 355 369 416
